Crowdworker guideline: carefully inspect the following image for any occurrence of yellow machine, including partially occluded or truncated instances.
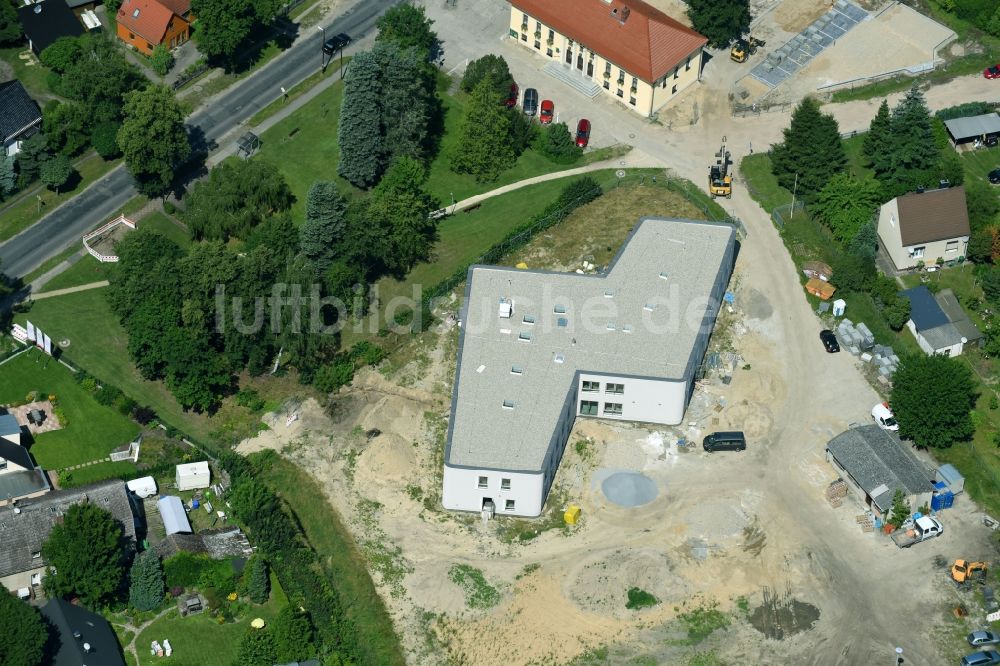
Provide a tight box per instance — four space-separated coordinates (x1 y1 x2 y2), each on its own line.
951 560 989 585
730 36 765 63
708 138 732 199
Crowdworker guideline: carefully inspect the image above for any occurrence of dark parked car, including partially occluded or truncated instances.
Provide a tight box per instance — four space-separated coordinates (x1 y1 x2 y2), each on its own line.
575 119 591 147
969 631 1000 648
703 431 746 452
820 329 840 353
322 33 352 55
990 168 1000 185
504 83 519 109
984 64 1000 79
522 88 538 116
962 651 1000 666
539 99 554 124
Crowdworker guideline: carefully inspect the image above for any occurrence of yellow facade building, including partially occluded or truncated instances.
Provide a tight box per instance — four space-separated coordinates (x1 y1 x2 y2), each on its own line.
507 0 707 117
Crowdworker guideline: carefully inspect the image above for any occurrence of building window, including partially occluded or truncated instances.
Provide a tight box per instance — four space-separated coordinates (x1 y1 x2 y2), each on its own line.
477 476 488 489
629 96 636 106
501 478 511 490
510 28 518 38
548 29 554 40
946 240 959 253
0 459 6 470
146 42 153 51
605 62 612 76
672 85 678 94
631 76 638 89
580 400 599 416
582 380 600 392
521 33 527 42
617 89 624 98
603 402 623 416
546 48 553 57
534 40 541 49
685 57 691 71
603 81 610 90
502 399 515 410
673 68 679 80
511 365 523 375
910 246 925 259
505 499 516 511
129 32 135 39
617 69 625 85
522 13 528 28
605 383 624 395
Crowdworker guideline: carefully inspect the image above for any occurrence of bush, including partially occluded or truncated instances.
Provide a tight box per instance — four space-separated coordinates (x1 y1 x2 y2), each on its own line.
149 44 174 77
534 122 582 164
132 405 156 424
114 394 138 416
164 552 214 589
235 388 265 412
91 122 122 160
625 587 659 610
163 200 176 215
831 252 875 292
246 555 270 604
94 384 124 406
313 360 355 393
40 36 81 73
271 607 316 662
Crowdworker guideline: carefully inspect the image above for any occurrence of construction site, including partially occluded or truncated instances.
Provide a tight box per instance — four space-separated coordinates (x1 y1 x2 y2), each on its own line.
236 182 999 664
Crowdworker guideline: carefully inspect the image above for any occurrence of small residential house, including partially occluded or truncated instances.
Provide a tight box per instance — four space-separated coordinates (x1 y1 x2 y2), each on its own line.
943 112 1000 148
900 285 980 357
16 0 84 54
876 186 970 271
0 480 137 595
0 80 43 157
826 425 935 522
175 460 210 491
116 0 191 56
156 495 192 536
507 0 707 117
0 412 51 506
40 597 127 666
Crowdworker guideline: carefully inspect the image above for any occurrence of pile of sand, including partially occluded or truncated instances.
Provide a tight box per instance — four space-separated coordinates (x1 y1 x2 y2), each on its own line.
569 547 690 618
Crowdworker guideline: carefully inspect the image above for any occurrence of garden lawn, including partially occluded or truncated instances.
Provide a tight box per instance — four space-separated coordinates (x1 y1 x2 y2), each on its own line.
139 211 191 248
842 134 874 180
258 456 405 666
0 47 54 102
0 350 140 468
135 572 287 666
59 459 138 487
0 154 121 242
12 289 215 442
959 144 1000 185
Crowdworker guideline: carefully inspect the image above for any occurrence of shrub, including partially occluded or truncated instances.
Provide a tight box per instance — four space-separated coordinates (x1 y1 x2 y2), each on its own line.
132 405 156 425
625 587 658 610
163 200 176 215
271 606 316 662
91 122 122 160
313 360 355 393
534 122 582 164
246 555 270 604
164 552 213 589
94 384 124 406
235 388 265 412
149 44 174 77
129 550 165 611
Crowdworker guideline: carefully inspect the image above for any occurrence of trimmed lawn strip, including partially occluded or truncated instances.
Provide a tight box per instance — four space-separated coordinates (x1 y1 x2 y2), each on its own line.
134 572 288 666
59 459 139 487
40 255 112 292
249 56 352 126
0 155 122 242
21 245 84 286
828 55 996 104
257 456 405 666
12 289 215 443
0 47 55 102
0 350 140 468
140 211 192 248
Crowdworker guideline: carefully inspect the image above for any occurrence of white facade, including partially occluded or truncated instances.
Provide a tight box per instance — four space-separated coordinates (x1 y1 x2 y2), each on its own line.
442 466 545 517
175 461 210 491
905 320 964 357
577 374 688 424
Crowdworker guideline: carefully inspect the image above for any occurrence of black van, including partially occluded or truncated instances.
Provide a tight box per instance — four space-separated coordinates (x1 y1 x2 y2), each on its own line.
523 88 538 115
703 431 746 452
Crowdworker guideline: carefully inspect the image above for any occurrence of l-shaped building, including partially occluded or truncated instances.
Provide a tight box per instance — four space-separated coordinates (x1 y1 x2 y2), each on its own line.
443 217 737 517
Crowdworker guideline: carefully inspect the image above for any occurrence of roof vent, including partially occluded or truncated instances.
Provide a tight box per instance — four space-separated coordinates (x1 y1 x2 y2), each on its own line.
643 303 656 311
511 365 523 375
553 304 566 314
557 317 568 328
916 186 925 194
502 400 515 410
939 179 950 189
498 299 512 319
606 322 616 330
73 631 82 641
518 331 532 342
476 364 486 374
523 314 535 325
620 6 630 23
622 325 633 334
554 354 565 364
659 271 669 280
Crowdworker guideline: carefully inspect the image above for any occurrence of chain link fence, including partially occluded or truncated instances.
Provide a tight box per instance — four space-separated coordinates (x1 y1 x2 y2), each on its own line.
771 201 805 229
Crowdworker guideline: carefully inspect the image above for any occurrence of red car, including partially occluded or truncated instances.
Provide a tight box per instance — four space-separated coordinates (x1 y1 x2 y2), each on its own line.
504 83 519 108
575 118 591 147
985 64 1000 79
539 99 554 124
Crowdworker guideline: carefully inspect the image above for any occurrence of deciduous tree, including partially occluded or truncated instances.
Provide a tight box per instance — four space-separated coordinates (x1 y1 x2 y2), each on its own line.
337 51 384 188
451 78 516 182
687 0 751 49
461 54 512 95
891 353 976 448
812 174 881 242
831 251 875 292
190 0 255 67
129 550 165 611
44 101 91 156
39 154 73 192
92 121 122 160
365 156 438 277
0 155 16 199
184 159 292 240
0 593 48 666
42 503 126 605
0 0 21 45
150 44 175 76
770 97 845 199
375 4 437 59
40 37 82 73
300 181 347 275
118 85 191 196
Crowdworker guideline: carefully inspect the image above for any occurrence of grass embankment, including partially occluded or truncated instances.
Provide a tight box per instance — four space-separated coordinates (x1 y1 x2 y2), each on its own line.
0 349 140 468
256 455 405 666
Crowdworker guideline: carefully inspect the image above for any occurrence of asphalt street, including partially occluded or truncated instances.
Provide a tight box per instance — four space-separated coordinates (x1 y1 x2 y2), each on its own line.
0 0 399 279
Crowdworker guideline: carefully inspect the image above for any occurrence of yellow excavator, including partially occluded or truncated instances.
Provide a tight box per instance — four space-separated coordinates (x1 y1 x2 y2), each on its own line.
951 560 989 585
708 137 732 199
730 36 766 63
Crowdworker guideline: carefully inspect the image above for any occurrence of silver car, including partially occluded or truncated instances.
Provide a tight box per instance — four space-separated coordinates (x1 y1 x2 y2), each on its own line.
969 631 1000 648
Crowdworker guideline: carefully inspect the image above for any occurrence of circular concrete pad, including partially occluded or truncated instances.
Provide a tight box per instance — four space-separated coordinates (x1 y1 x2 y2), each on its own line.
601 472 658 508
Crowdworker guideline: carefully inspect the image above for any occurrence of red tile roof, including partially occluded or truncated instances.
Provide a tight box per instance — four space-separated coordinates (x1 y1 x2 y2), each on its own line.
117 0 176 43
157 0 190 18
509 0 707 83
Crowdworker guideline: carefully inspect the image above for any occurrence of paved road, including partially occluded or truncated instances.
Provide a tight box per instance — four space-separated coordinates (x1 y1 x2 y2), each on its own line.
0 0 399 279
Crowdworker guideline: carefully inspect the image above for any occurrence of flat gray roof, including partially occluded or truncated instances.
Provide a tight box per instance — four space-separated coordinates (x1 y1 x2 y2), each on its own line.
446 217 735 471
944 113 1000 140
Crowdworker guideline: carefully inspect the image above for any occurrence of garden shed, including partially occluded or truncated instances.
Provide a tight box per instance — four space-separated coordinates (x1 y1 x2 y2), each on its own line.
176 461 211 491
943 112 1000 147
157 495 192 536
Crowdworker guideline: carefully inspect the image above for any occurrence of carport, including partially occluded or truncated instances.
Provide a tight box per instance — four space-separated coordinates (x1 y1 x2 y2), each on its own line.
943 112 1000 148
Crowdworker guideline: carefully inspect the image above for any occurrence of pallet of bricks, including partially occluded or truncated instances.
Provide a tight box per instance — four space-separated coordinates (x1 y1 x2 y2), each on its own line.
826 479 848 508
855 512 874 532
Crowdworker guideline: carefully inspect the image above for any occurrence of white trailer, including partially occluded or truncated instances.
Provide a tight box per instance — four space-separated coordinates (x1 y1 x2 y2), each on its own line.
175 461 210 491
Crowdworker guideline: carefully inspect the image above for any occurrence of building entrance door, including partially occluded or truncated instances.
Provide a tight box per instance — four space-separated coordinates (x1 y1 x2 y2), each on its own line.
586 60 594 77
565 50 572 65
576 53 584 70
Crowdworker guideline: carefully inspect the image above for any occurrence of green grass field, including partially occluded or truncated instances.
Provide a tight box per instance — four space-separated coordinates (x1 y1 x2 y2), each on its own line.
842 134 875 180
140 211 192 248
960 144 1000 185
135 573 287 666
0 154 121 242
0 350 140 468
12 290 215 442
40 256 111 292
257 455 405 666
0 47 54 102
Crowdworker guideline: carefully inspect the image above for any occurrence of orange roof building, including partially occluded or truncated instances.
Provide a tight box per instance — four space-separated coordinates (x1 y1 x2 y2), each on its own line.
508 0 707 117
116 0 191 56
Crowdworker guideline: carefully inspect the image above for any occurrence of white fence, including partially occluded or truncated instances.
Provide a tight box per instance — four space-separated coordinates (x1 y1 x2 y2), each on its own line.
82 215 136 263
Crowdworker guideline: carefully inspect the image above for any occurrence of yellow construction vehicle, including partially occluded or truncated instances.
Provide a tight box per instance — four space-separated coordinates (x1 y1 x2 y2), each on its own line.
730 36 766 63
708 137 732 199
951 560 989 585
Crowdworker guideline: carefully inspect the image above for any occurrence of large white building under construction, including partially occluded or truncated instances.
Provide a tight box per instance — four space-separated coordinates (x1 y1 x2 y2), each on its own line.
442 217 737 517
